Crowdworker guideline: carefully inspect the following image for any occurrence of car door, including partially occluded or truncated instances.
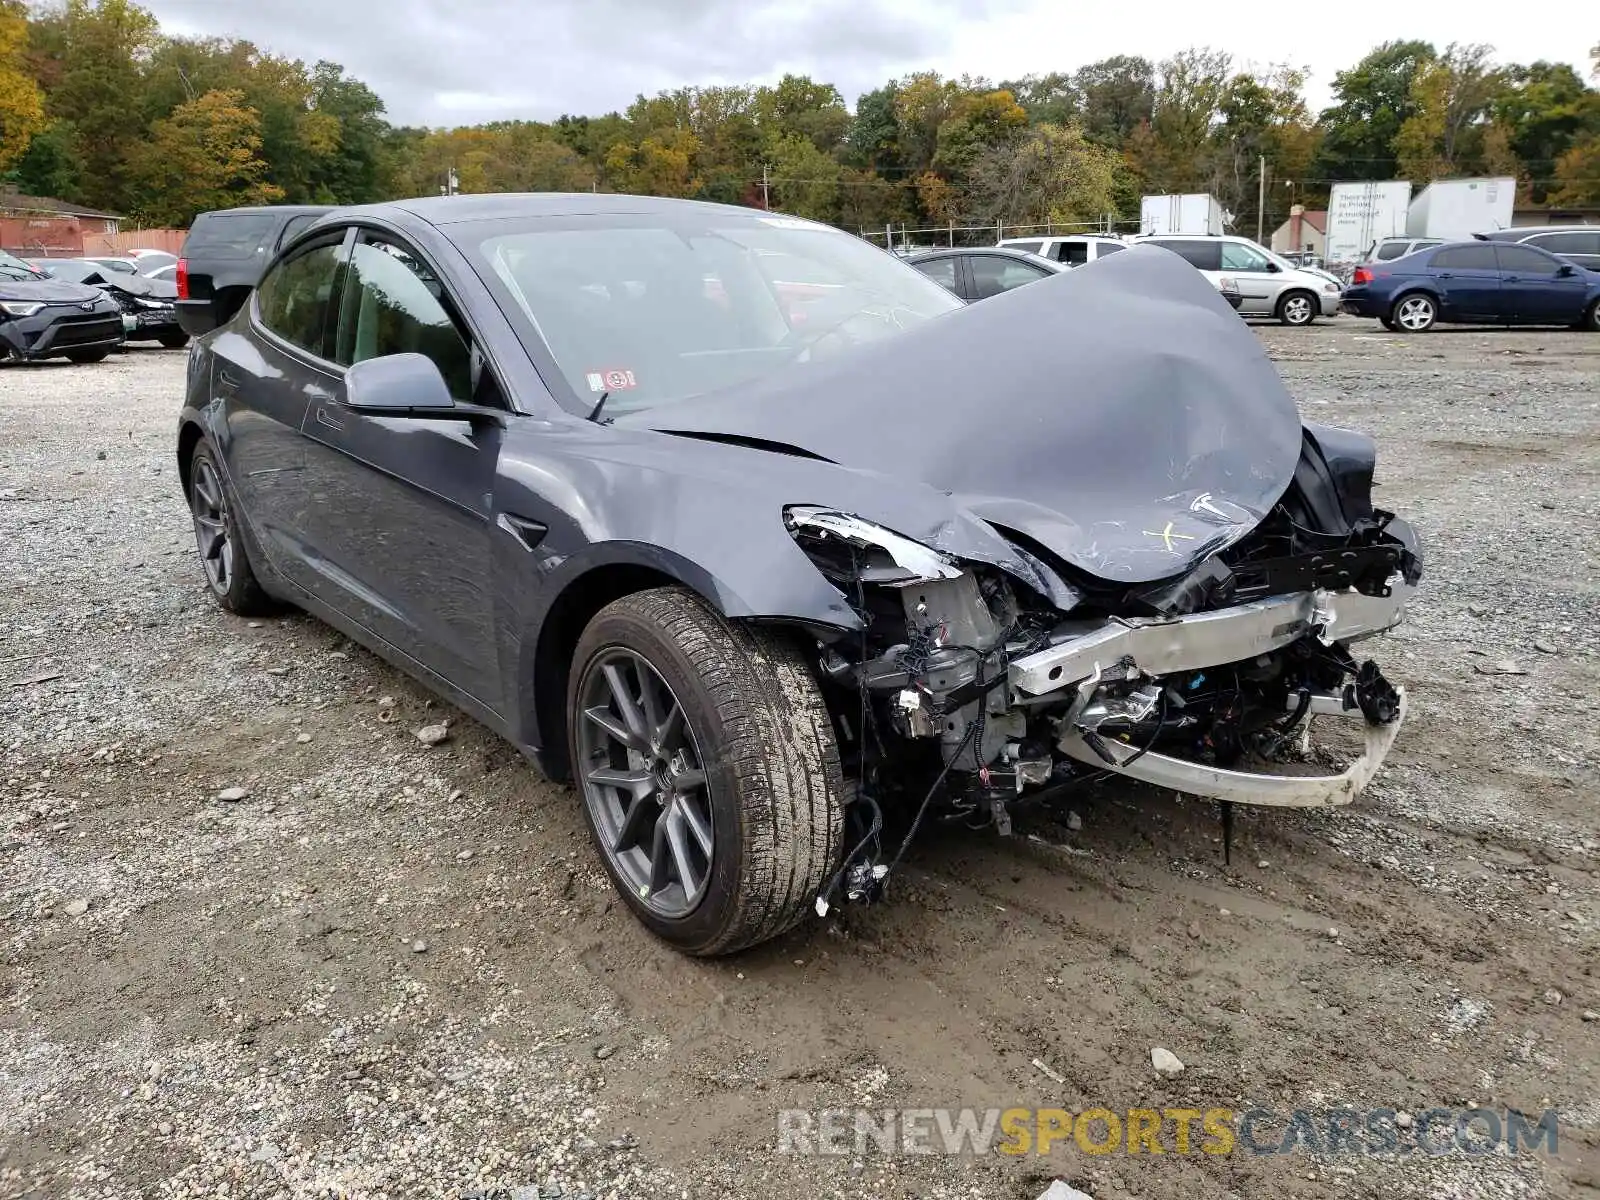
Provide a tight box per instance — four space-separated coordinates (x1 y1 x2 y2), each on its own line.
1425 244 1503 321
966 254 1052 300
294 229 505 706
213 229 352 580
1494 243 1589 325
1218 241 1278 315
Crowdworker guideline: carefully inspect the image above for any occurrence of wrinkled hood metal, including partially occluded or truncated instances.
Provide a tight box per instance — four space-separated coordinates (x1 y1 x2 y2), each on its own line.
0 277 105 304
622 247 1304 585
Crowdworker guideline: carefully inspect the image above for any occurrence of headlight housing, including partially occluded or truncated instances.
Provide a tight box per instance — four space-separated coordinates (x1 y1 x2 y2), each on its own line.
0 301 44 317
784 506 961 587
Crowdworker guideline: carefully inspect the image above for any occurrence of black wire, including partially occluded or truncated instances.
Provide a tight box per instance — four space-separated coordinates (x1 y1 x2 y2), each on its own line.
882 720 980 883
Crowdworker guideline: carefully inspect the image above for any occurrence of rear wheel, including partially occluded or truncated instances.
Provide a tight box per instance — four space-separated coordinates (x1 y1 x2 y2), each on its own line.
66 348 110 364
188 439 273 615
568 587 844 956
1391 293 1437 332
1277 289 1317 326
1580 299 1600 332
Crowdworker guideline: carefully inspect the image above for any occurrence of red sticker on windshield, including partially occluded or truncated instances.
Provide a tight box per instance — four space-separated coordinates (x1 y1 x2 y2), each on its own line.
586 368 637 392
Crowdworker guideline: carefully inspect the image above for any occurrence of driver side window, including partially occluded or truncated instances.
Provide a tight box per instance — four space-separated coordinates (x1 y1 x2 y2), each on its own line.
333 236 475 402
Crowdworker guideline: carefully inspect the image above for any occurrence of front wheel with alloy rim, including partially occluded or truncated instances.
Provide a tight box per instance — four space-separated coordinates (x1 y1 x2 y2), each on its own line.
1277 290 1317 326
1391 293 1437 332
188 439 273 615
568 587 844 956
1582 300 1600 332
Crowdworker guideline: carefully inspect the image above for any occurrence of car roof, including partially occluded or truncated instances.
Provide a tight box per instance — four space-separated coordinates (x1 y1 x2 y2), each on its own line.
367 192 779 227
193 203 337 221
1476 225 1596 240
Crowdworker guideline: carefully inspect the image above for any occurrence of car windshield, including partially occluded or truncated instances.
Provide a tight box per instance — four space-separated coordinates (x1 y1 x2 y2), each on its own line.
467 214 962 415
0 248 42 281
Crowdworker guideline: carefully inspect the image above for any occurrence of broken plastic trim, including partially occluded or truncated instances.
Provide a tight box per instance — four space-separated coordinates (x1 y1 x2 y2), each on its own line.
784 506 964 584
1057 688 1408 808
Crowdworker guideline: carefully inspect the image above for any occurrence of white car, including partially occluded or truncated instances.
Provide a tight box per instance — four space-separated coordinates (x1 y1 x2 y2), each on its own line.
996 234 1128 268
1130 234 1341 325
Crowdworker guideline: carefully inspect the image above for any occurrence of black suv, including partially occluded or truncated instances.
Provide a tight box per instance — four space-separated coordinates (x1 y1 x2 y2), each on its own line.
1475 226 1600 272
176 205 334 337
0 249 125 364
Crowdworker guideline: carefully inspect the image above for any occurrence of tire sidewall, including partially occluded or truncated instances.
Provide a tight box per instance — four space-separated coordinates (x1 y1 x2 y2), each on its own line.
1587 300 1600 332
567 606 749 951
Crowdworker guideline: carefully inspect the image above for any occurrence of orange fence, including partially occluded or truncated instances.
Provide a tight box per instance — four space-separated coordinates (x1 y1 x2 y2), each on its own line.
84 228 187 256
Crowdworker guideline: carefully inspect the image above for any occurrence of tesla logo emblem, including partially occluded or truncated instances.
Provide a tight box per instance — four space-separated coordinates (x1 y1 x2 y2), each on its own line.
1143 521 1196 552
1190 492 1233 520
81 300 96 310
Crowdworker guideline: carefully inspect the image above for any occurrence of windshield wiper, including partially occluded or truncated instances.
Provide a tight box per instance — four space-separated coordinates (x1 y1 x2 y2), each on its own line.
586 390 613 424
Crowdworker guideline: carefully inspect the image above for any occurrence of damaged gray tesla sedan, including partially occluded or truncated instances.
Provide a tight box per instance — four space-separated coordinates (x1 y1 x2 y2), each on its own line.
177 194 1422 955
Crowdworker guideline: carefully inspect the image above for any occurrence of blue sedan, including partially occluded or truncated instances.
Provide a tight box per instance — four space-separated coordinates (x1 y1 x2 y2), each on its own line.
1341 239 1600 332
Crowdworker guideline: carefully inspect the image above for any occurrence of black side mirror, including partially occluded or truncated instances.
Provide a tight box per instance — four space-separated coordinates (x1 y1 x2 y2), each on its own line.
345 352 504 426
1556 263 1576 277
1266 260 1282 273
346 353 458 416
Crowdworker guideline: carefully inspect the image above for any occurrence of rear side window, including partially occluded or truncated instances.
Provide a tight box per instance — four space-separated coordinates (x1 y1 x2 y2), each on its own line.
1097 241 1125 256
183 213 283 260
255 241 345 357
1149 239 1221 270
1374 242 1409 261
1526 231 1600 256
912 256 959 293
1430 245 1498 270
333 237 474 401
1002 241 1042 255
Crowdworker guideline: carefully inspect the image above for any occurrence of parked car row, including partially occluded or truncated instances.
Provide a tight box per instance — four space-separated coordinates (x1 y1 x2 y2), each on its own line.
1340 238 1600 332
0 248 189 363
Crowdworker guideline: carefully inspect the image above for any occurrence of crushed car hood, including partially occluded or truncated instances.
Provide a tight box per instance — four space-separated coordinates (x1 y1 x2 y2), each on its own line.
0 277 105 304
624 247 1305 585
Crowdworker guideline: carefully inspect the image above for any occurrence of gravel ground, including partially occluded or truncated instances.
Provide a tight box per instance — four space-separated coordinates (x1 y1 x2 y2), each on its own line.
1 325 1597 1200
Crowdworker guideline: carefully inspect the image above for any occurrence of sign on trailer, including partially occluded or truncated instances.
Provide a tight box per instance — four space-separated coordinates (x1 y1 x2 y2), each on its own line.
1325 181 1412 265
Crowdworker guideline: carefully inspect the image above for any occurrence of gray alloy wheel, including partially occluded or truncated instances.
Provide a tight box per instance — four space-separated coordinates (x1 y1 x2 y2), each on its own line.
190 455 236 597
575 648 714 919
1278 290 1316 326
187 439 273 616
1393 293 1436 332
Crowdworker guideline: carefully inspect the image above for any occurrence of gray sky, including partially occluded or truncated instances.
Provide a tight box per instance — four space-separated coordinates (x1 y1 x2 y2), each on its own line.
142 0 1595 127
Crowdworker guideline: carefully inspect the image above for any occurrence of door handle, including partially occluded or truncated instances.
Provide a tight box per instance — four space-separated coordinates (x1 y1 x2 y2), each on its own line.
217 367 242 392
1436 272 1453 279
1503 275 1520 282
314 405 345 432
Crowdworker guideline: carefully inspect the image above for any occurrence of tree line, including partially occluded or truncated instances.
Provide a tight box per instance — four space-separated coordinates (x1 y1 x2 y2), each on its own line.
1 0 1596 233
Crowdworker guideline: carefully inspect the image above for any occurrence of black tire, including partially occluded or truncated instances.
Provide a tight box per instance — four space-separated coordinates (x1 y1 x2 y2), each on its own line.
1276 289 1318 326
1580 300 1600 332
1390 292 1437 333
187 438 273 616
567 587 844 956
65 348 111 364
158 332 190 350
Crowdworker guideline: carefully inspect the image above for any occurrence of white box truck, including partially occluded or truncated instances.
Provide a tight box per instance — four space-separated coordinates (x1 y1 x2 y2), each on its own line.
1140 194 1226 236
1325 180 1412 265
1406 177 1517 240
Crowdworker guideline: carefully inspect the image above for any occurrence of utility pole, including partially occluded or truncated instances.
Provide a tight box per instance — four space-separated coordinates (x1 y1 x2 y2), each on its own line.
1256 154 1266 244
760 163 770 211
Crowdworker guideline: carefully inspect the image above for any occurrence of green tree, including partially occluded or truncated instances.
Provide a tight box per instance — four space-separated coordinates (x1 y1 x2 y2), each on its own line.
32 0 158 212
7 117 81 194
1316 40 1436 180
1073 56 1154 147
1395 43 1503 183
0 0 43 171
1491 61 1599 201
128 87 282 223
963 122 1120 226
